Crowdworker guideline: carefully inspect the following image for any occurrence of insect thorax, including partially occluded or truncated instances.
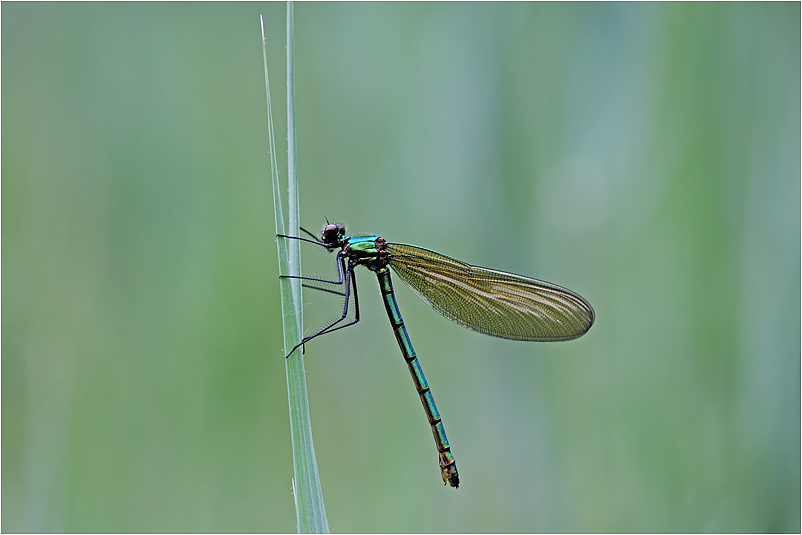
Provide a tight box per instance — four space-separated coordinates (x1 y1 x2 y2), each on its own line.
345 236 390 271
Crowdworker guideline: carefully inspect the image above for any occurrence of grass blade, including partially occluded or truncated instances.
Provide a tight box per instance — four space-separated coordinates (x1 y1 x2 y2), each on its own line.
261 7 329 533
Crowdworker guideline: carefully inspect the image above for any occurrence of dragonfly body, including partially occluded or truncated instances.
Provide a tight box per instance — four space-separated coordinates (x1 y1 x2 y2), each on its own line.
279 223 594 488
376 267 459 487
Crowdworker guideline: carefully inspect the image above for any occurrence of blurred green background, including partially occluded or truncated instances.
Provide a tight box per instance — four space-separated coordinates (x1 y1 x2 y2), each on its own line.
3 2 799 533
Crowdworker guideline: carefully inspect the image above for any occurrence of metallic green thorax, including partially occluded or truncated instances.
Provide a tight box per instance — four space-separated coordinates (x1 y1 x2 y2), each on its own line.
344 235 460 487
341 235 389 271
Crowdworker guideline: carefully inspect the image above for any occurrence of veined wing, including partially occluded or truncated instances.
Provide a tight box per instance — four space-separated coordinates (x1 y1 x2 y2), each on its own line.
386 243 594 341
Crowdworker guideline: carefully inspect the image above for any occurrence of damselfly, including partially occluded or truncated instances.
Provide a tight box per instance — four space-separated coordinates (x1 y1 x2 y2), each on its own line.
279 223 594 487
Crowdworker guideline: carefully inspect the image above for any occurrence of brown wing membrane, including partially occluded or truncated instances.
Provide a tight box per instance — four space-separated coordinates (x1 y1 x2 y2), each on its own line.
386 243 594 341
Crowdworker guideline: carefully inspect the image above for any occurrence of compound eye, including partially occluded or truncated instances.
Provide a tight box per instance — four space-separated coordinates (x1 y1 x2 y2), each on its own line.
322 224 340 243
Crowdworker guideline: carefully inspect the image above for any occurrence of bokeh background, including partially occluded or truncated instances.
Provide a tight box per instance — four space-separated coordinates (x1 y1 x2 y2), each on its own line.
3 2 799 533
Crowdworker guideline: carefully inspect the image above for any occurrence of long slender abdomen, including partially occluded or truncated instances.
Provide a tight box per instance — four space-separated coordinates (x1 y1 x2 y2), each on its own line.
375 267 460 487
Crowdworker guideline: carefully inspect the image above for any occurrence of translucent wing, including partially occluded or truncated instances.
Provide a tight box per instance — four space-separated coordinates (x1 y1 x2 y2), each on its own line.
386 243 594 341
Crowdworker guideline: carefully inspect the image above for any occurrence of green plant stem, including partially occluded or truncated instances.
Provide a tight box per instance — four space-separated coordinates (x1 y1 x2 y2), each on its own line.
261 6 329 533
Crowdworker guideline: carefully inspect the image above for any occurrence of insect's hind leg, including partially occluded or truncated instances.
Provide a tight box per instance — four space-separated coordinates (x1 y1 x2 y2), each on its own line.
284 263 361 358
